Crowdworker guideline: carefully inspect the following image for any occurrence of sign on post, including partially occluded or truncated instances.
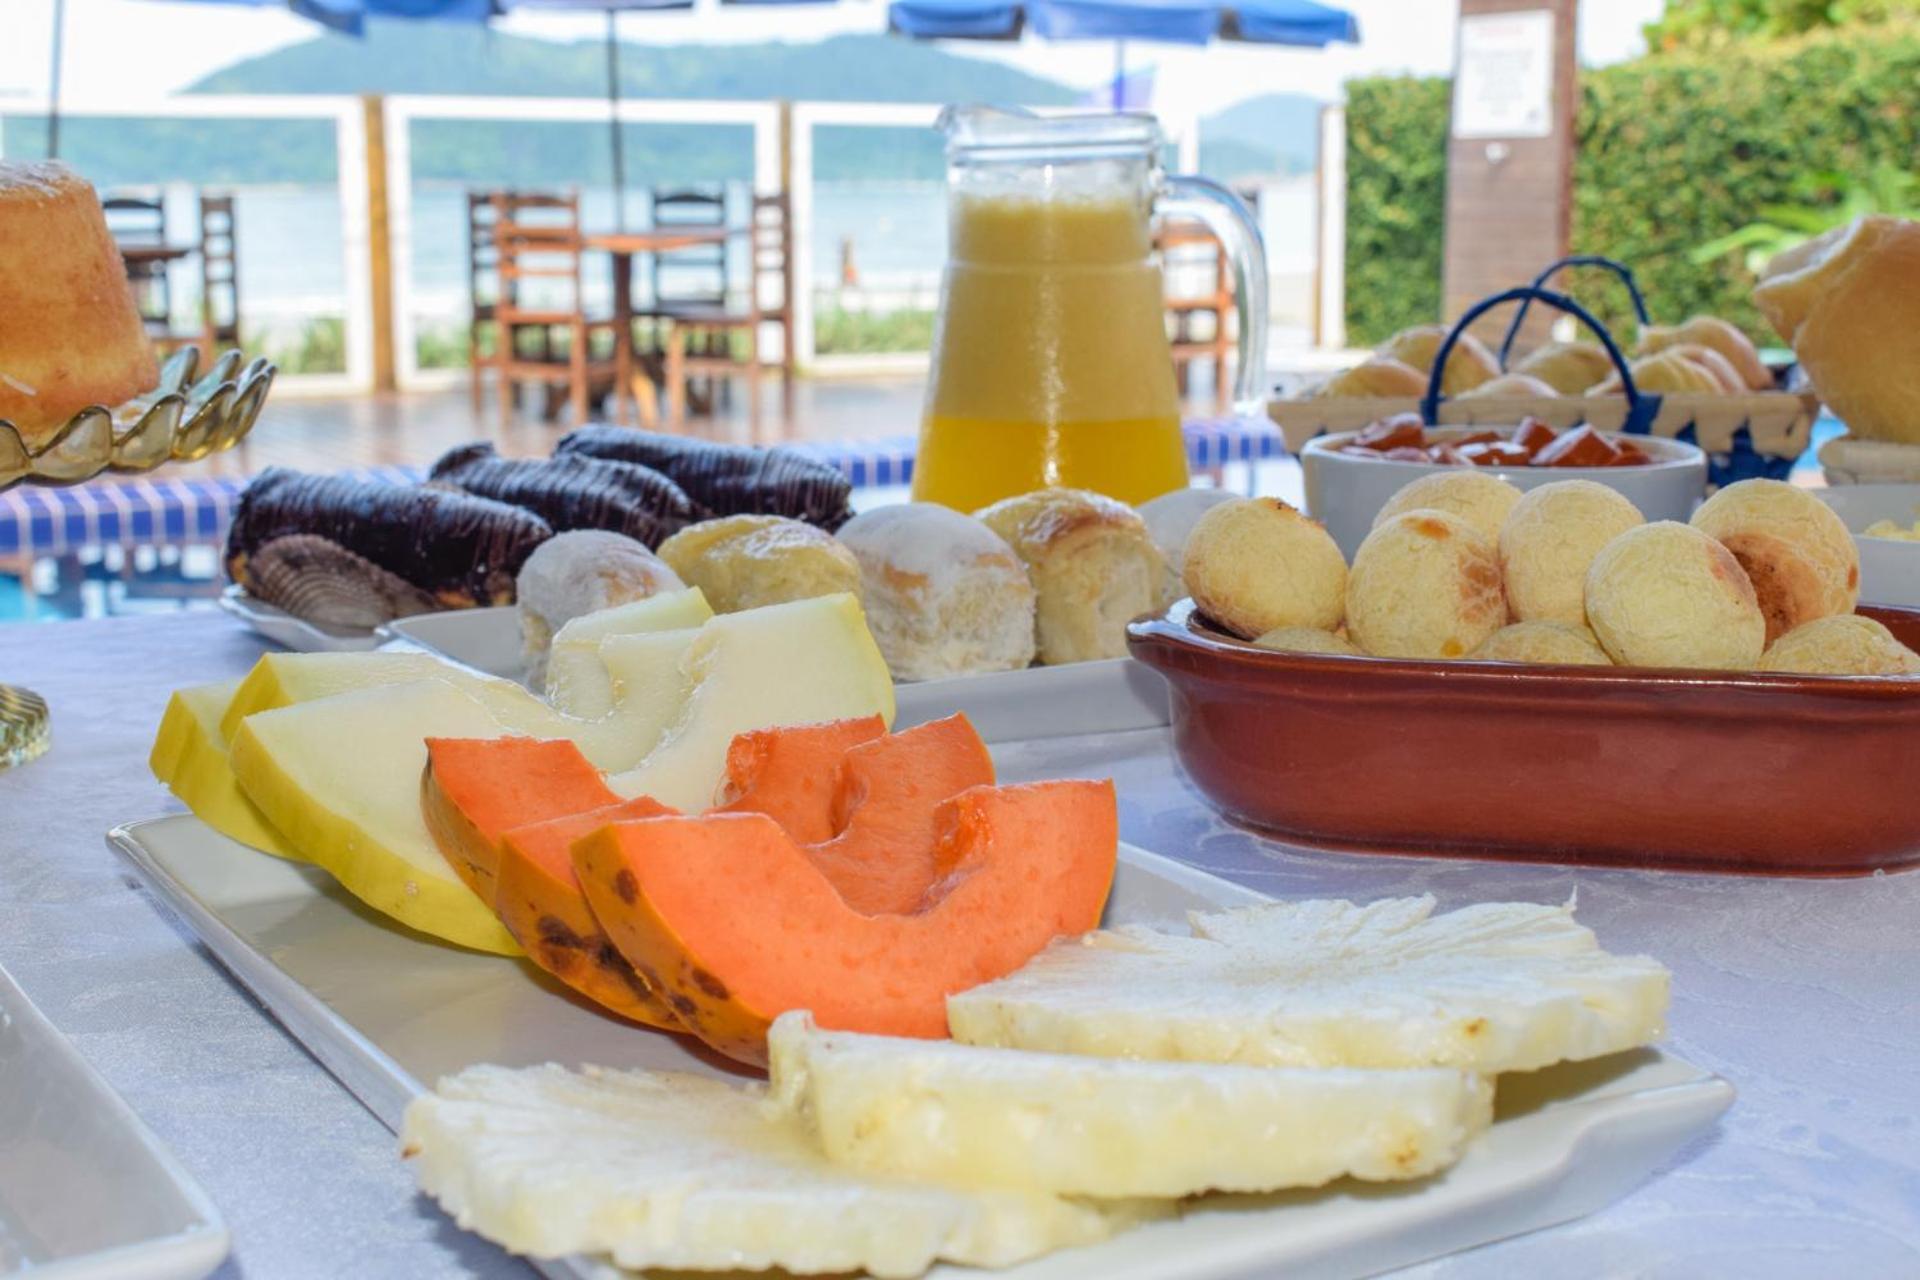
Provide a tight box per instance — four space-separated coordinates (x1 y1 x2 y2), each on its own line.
1452 11 1556 140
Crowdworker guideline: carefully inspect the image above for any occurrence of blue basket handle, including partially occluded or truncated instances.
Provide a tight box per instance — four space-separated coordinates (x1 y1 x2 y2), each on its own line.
1497 255 1651 370
1424 286 1660 436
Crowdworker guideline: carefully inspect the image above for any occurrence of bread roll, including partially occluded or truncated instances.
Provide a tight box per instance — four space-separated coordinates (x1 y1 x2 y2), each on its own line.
1346 510 1506 659
1377 325 1501 395
1136 487 1236 604
1636 316 1771 391
1456 373 1559 400
1759 615 1920 676
975 489 1165 665
1373 470 1523 545
1182 498 1348 639
517 530 683 683
1587 350 1726 397
656 514 860 614
835 503 1036 681
1584 522 1765 669
1499 480 1645 627
1309 357 1428 399
1753 215 1920 444
1689 478 1859 643
1512 342 1615 396
1251 626 1362 656
1469 621 1612 666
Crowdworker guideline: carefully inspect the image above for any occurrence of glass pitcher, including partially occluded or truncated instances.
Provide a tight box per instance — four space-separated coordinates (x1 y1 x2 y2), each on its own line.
911 106 1268 511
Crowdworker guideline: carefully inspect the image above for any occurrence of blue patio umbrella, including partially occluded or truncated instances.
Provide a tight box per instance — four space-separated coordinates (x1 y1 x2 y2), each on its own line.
888 0 1359 107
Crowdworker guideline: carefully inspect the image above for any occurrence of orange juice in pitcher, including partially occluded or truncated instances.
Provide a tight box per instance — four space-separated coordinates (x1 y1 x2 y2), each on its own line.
912 107 1268 511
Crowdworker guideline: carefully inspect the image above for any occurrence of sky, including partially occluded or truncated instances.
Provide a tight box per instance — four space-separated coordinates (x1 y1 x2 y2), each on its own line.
1 0 1668 116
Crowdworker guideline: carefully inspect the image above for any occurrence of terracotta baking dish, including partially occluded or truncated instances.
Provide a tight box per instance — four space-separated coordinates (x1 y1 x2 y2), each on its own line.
1128 600 1920 876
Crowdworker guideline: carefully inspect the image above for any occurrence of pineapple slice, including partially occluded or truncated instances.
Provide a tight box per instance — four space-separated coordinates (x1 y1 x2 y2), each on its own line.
767 1011 1491 1198
402 1062 1156 1279
948 897 1669 1075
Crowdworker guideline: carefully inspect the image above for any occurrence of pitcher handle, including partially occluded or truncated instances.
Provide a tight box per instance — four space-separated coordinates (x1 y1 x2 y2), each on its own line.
1159 175 1269 416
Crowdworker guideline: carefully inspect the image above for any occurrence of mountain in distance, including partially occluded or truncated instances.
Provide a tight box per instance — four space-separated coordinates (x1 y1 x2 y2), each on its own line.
1197 92 1325 179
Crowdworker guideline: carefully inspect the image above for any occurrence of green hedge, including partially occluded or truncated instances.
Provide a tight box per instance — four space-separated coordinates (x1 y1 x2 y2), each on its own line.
1343 25 1920 346
1343 75 1451 346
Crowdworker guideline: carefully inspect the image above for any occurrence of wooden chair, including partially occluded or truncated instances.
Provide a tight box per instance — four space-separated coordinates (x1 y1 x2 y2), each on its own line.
103 193 175 340
1159 221 1234 415
661 193 797 439
490 191 623 426
195 192 241 355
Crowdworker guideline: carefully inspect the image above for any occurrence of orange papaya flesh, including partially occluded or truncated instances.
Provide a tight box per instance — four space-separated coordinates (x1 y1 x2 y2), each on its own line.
422 736 617 901
710 716 886 844
808 713 995 914
495 797 684 1030
572 779 1119 1067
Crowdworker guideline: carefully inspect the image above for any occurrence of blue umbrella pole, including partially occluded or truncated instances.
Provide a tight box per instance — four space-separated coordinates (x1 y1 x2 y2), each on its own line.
1112 39 1125 110
606 9 627 231
47 0 66 158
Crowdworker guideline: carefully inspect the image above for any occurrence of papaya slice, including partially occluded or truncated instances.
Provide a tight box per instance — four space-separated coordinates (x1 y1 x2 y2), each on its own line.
711 716 886 843
810 714 995 914
495 799 683 1030
422 737 617 902
572 779 1119 1066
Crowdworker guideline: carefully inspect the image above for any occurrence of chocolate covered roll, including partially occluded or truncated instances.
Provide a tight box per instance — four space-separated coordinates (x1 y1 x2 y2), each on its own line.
429 443 695 549
556 426 854 530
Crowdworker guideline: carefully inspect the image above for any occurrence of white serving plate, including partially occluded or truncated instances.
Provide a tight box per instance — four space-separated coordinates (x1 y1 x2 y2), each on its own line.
1814 483 1920 610
109 813 1731 1280
0 961 228 1280
380 606 1171 742
219 585 381 653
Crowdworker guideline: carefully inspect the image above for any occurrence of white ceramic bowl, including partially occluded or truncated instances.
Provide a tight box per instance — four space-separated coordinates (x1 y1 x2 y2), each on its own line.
1814 483 1920 609
1302 426 1710 558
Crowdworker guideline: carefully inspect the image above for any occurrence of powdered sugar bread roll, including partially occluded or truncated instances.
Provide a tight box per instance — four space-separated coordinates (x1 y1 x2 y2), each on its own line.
1584 522 1765 670
975 489 1165 665
657 514 860 615
1499 480 1645 627
836 503 1036 681
1182 498 1347 639
516 530 684 685
1689 479 1859 644
1346 510 1506 659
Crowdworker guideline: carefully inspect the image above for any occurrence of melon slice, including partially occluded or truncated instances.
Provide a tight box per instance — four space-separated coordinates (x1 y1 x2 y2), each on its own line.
421 737 625 902
150 679 300 861
402 1062 1156 1277
606 593 895 811
220 652 454 740
711 716 887 843
496 800 682 1028
810 713 995 914
229 679 523 954
542 587 712 716
767 1011 1492 1198
572 779 1118 1065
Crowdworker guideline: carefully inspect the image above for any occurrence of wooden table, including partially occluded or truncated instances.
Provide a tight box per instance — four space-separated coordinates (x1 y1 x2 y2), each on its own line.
584 229 732 429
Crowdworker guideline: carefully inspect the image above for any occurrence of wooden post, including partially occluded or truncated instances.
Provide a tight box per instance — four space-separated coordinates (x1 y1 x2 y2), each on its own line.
1441 0 1578 350
362 94 397 393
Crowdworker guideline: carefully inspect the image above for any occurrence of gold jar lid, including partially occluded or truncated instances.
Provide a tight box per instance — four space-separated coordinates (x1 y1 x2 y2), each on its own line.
0 684 50 769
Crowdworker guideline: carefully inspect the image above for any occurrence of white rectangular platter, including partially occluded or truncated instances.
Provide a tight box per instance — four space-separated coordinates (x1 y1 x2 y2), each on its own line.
109 813 1731 1280
380 607 1172 742
0 962 228 1280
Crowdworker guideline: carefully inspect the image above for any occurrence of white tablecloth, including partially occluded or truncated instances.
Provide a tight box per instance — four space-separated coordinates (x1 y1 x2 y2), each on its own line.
0 612 1914 1278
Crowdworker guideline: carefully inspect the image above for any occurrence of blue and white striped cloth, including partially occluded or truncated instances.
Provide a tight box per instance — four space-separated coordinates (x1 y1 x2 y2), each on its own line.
0 419 1283 557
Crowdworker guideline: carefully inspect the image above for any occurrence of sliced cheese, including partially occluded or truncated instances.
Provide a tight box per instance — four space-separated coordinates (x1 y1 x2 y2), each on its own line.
543 587 714 717
149 678 300 860
948 897 1671 1075
403 1061 1156 1279
607 593 895 811
767 1011 1491 1198
229 678 521 954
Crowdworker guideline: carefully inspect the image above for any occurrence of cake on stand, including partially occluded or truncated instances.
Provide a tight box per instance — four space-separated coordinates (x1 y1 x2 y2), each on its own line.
0 347 275 768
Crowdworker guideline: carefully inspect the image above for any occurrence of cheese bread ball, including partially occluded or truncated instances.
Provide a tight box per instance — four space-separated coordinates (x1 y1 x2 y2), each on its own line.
1468 621 1612 667
1136 487 1237 605
1346 510 1506 659
1250 626 1363 656
1758 614 1920 676
1584 522 1765 669
1689 479 1859 643
1499 480 1645 627
1182 498 1348 640
1374 470 1524 546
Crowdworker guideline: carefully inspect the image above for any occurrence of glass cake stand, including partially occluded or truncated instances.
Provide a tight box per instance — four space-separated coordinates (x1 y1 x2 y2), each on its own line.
0 348 275 769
